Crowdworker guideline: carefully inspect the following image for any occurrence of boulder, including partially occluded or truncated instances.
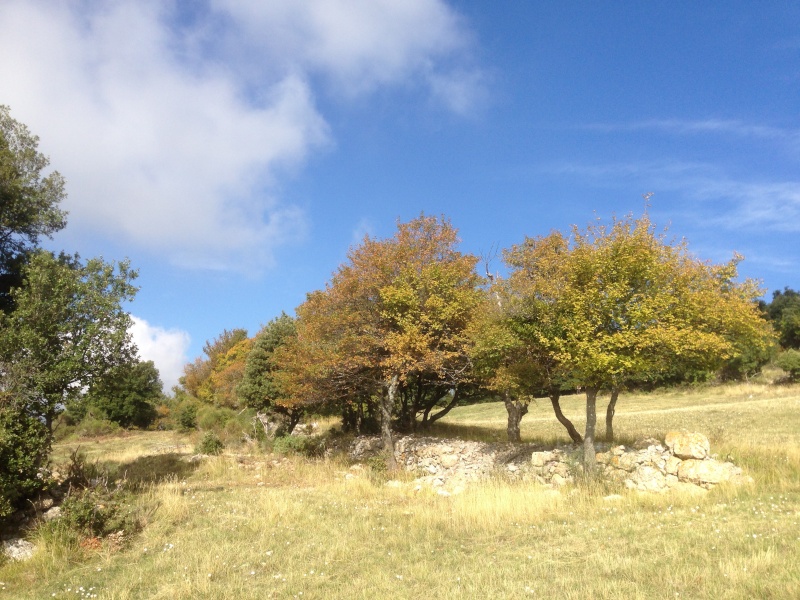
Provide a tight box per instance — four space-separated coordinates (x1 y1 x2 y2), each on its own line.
665 431 710 460
530 451 555 467
678 459 742 485
2 538 35 561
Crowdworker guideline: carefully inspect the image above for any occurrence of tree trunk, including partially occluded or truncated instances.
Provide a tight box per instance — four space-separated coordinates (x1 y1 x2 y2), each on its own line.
583 387 598 472
424 388 461 427
503 393 528 443
549 392 583 444
381 375 399 471
605 388 619 442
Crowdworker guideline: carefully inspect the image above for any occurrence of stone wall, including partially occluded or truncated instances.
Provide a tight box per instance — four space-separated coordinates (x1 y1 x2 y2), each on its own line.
349 430 752 494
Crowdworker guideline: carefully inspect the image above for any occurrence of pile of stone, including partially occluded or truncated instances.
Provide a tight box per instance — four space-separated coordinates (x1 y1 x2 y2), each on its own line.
594 430 752 493
349 430 752 494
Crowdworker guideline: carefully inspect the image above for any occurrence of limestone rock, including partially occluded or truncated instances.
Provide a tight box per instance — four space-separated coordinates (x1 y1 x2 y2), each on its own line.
42 506 62 521
2 538 35 561
665 455 682 476
440 454 459 469
665 431 710 460
530 451 554 467
678 459 742 485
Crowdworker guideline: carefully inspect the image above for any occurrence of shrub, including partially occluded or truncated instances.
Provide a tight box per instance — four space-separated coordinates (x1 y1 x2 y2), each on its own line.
271 434 324 457
197 406 236 432
195 431 224 455
177 402 198 431
0 404 51 520
73 417 122 438
776 349 800 382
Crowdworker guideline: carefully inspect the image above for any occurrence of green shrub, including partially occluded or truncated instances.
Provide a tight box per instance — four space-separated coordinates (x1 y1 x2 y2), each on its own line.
177 402 198 431
73 417 122 438
271 434 324 457
776 349 800 382
197 406 236 432
0 405 51 520
195 431 224 455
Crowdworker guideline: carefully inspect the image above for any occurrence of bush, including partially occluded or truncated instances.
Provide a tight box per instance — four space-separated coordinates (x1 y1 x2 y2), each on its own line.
197 406 236 432
776 349 800 382
73 417 122 438
271 434 324 457
0 405 51 520
177 402 198 431
195 431 224 455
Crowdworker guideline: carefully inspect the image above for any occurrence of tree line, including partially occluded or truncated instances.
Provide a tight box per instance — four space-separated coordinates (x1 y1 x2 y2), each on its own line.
178 213 788 471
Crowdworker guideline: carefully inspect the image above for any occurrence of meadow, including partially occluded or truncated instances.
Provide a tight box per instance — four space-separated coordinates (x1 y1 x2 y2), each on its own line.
1 380 799 599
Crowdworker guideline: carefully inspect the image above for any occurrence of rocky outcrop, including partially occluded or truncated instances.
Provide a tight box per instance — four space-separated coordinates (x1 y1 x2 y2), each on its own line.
348 430 752 494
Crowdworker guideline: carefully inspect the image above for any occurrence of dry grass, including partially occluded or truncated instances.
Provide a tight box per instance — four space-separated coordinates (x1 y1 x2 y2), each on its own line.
2 382 799 599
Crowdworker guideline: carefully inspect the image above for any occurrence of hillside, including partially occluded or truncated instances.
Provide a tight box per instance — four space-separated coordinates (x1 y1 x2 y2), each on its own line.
1 382 799 599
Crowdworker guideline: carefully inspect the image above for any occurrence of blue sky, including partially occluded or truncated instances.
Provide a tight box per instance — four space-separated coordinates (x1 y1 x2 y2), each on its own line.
2 1 798 389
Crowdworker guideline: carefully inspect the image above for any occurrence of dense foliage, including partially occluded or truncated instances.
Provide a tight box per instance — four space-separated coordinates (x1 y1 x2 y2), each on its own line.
0 106 149 521
84 360 162 428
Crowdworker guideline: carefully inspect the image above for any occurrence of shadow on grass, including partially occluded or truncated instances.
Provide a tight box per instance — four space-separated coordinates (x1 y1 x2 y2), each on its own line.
109 453 201 489
421 421 582 449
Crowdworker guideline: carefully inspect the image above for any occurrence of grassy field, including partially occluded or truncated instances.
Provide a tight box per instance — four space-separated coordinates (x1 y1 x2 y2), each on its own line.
2 381 799 599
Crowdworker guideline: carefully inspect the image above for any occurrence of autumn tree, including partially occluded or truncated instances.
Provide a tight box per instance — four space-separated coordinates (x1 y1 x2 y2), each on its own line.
180 328 249 405
505 214 773 469
282 215 483 468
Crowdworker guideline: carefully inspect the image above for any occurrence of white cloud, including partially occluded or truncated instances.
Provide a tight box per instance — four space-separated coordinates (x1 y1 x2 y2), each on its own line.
129 316 191 392
210 0 478 99
0 0 480 270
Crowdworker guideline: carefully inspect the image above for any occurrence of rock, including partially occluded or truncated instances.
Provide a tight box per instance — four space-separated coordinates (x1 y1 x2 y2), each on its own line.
628 466 667 492
678 459 741 485
665 431 710 460
385 480 402 488
665 455 682 476
551 473 567 487
42 506 62 521
633 437 663 450
2 538 35 561
530 451 554 467
610 452 638 472
440 454 459 469
34 496 54 511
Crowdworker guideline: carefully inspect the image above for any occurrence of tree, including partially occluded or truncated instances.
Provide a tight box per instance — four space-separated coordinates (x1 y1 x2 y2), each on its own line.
84 360 162 428
504 214 773 469
775 349 800 382
0 250 138 429
763 287 800 350
180 328 249 404
238 313 303 433
281 215 483 468
0 106 67 312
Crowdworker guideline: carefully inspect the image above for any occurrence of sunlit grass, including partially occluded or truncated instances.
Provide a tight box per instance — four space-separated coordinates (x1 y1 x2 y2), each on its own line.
2 381 799 599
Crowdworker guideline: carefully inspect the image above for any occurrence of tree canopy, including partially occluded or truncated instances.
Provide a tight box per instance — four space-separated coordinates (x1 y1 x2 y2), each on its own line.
0 105 67 311
499 213 773 467
277 215 483 467
0 250 139 429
